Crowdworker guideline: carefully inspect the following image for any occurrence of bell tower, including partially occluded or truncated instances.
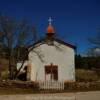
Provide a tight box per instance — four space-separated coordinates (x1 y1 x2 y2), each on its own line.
46 17 55 37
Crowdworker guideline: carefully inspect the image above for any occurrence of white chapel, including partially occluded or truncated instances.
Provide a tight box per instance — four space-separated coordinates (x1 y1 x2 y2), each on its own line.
17 18 76 83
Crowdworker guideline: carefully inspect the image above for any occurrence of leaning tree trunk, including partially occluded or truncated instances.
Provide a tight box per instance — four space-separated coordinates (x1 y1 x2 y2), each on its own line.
8 48 13 79
9 50 16 80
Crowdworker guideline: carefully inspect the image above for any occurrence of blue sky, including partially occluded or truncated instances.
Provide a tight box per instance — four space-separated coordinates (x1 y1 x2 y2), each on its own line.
0 0 100 54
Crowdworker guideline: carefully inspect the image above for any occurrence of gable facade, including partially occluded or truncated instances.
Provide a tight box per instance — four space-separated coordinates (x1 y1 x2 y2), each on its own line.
27 40 75 82
16 19 76 83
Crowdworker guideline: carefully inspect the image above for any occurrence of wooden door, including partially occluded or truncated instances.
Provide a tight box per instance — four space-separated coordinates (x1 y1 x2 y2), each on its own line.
45 63 58 81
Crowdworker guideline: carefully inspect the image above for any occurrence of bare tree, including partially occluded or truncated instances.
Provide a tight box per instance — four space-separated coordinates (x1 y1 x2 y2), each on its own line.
87 28 100 57
89 28 100 47
0 14 37 79
87 47 100 57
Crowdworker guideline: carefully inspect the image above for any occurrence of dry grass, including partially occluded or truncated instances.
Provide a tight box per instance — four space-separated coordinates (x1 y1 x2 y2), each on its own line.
0 59 9 80
75 69 100 82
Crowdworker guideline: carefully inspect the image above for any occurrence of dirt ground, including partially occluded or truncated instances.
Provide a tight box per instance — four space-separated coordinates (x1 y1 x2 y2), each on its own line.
0 91 100 100
0 80 100 95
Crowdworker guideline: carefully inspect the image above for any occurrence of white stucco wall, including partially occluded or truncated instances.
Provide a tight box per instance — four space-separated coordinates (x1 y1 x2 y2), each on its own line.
28 41 75 82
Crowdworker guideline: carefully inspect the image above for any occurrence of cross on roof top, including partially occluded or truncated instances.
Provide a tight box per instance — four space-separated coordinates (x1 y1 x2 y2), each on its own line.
48 17 53 25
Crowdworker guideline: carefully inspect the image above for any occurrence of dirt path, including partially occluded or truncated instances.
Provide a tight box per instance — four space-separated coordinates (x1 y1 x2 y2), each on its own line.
0 91 100 100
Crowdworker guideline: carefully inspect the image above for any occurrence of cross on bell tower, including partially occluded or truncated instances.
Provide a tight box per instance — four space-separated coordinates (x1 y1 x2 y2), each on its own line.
46 17 55 36
48 17 53 25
